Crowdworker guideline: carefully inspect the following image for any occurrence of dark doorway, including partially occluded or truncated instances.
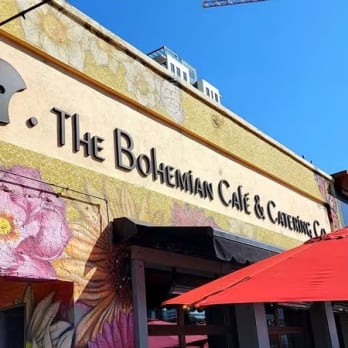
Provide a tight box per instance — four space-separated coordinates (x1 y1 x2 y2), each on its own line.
0 304 25 348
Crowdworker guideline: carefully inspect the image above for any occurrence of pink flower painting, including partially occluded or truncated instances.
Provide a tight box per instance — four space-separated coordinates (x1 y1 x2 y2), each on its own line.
88 312 135 348
0 165 71 278
172 202 219 228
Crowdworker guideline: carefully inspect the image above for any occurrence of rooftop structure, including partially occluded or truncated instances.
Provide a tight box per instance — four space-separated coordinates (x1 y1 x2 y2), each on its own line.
147 46 221 104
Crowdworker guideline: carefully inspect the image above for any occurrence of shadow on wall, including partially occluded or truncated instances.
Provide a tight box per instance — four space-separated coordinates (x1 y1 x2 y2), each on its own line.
75 224 135 348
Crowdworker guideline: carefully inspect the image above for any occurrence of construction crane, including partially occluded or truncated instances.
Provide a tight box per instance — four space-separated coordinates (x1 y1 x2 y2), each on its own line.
203 0 269 8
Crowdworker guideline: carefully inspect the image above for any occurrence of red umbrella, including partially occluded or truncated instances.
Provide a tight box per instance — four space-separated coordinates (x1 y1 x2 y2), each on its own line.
164 227 348 308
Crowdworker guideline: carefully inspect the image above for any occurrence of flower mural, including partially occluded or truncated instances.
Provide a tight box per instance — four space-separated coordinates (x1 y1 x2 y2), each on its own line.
314 173 341 230
53 182 165 347
158 79 184 124
89 37 130 73
0 165 71 278
229 218 255 239
171 202 219 227
23 285 75 348
123 60 184 123
88 313 135 348
15 0 185 124
123 60 159 107
72 227 133 348
16 0 87 70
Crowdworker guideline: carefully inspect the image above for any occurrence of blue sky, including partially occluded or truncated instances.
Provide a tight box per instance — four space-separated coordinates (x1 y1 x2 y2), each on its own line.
68 0 347 175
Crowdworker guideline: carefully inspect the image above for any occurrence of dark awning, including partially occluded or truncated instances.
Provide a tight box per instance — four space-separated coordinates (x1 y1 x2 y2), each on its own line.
112 217 282 264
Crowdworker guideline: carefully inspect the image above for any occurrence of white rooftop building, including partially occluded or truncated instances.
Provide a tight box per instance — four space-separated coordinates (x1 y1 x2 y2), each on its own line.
147 46 221 104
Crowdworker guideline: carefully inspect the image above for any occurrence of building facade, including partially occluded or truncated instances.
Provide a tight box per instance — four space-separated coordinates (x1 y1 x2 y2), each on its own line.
0 1 347 347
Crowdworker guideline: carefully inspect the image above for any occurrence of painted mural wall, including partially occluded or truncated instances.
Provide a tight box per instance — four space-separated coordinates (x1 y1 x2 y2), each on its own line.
0 145 258 347
0 1 344 347
0 147 342 347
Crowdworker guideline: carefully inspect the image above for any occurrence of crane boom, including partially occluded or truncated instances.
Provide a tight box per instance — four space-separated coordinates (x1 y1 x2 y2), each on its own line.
203 0 268 8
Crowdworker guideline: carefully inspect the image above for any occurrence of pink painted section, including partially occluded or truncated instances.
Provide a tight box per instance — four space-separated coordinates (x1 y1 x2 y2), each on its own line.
0 165 71 279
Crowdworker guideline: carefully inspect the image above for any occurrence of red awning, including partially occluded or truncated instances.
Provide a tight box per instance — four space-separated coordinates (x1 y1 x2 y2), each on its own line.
164 227 348 307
